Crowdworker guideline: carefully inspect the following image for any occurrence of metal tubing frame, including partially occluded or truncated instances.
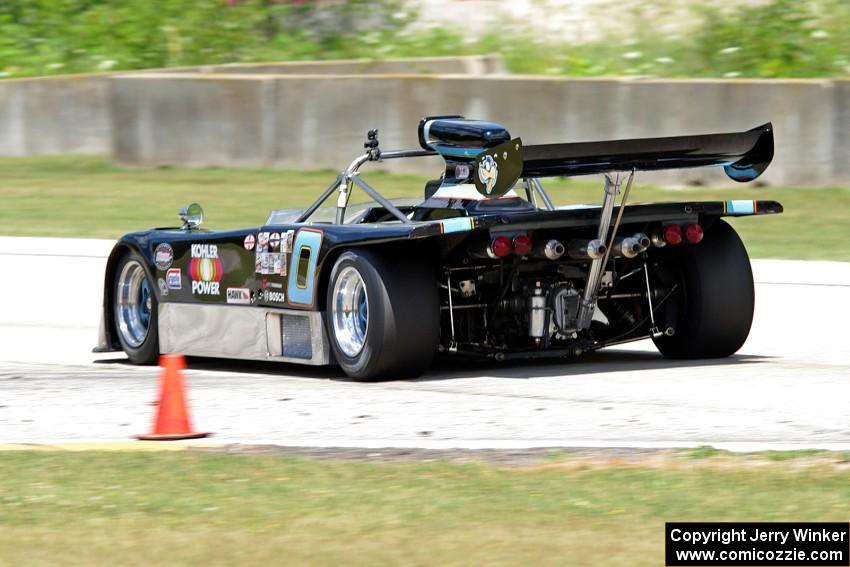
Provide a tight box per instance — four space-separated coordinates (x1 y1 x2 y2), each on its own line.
298 148 433 225
295 175 343 223
335 153 371 224
529 177 556 211
446 270 458 351
350 175 412 224
597 168 635 273
380 148 436 160
524 179 538 208
576 173 621 329
643 261 662 338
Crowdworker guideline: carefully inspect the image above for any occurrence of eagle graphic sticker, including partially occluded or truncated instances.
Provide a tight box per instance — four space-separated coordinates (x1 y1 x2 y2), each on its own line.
478 155 498 194
473 137 523 198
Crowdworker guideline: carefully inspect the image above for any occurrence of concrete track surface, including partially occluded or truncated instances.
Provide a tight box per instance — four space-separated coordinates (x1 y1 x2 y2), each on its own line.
0 237 848 449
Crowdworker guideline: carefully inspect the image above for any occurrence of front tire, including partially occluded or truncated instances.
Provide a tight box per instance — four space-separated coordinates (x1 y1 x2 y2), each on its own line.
325 248 439 380
653 219 754 359
113 251 160 364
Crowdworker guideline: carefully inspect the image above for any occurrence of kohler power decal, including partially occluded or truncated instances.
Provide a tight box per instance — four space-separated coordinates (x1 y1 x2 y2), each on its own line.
189 243 223 295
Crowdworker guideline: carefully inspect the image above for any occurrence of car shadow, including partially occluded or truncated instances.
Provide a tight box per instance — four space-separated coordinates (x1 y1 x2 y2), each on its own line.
414 349 776 382
94 349 775 382
94 355 348 380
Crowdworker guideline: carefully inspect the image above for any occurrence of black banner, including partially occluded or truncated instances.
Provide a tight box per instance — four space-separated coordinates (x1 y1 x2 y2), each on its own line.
666 522 849 566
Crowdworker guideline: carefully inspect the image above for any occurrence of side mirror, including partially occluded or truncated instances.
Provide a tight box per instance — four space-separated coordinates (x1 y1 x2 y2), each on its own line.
179 203 204 230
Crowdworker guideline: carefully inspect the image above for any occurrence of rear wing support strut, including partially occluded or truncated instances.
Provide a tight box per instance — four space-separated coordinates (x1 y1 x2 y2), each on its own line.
575 169 635 330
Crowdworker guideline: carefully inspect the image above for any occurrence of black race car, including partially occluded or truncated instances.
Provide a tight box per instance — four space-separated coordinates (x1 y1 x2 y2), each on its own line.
97 116 780 380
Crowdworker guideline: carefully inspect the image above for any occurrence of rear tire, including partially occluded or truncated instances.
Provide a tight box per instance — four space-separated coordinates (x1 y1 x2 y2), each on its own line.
325 248 439 380
653 219 754 359
113 251 160 364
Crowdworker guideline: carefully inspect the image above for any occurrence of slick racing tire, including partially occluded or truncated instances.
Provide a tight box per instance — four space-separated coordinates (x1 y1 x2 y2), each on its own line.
653 219 754 359
325 247 439 381
113 250 160 365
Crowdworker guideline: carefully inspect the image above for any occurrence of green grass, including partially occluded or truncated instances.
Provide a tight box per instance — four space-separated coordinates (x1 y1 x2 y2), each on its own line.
1 155 849 261
675 446 838 461
2 0 848 80
1 451 849 566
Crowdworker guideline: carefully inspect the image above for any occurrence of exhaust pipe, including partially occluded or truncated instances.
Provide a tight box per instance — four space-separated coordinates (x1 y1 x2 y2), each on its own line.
610 233 651 258
610 236 642 258
567 238 607 260
633 232 651 252
533 239 566 260
649 228 666 248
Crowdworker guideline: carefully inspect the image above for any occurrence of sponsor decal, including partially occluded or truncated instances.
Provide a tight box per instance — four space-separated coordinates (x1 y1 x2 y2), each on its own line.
189 243 222 295
226 287 251 305
166 268 182 290
255 251 287 276
243 234 256 251
454 164 470 180
264 289 285 303
255 232 291 276
725 199 757 215
154 243 174 271
258 232 270 252
478 154 498 194
439 217 475 234
261 278 283 290
157 278 169 297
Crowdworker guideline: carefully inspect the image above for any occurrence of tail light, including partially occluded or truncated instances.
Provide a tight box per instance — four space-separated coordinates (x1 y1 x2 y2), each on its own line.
512 235 533 257
663 224 683 245
490 236 513 258
684 223 704 244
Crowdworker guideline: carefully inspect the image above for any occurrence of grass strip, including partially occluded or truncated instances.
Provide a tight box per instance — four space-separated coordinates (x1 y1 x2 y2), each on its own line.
1 156 848 261
1 451 849 566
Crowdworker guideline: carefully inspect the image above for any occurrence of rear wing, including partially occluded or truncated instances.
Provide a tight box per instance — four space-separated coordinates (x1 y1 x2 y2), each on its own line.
521 123 774 183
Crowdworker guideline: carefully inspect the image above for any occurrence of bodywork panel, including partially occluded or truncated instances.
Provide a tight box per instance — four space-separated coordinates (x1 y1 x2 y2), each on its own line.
99 197 782 354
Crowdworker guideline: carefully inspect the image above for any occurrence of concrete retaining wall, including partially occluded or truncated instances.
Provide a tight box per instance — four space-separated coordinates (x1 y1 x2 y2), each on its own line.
0 75 112 156
111 73 848 187
834 80 850 184
0 56 501 159
1 59 846 187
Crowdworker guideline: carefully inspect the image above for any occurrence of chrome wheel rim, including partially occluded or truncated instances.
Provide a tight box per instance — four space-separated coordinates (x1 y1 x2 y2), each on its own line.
331 266 369 357
116 260 152 348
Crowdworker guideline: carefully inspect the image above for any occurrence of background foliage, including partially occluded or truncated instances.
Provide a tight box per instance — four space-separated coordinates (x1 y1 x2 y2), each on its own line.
0 0 847 79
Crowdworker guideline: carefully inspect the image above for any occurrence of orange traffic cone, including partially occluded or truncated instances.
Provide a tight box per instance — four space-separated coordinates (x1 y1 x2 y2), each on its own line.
136 354 210 441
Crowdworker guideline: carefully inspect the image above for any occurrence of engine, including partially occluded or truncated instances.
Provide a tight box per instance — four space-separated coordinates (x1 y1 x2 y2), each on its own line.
441 229 662 354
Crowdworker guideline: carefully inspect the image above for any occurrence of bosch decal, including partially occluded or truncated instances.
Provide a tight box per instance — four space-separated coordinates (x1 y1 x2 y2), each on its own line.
243 234 256 251
153 243 174 271
264 290 285 303
269 232 281 250
189 243 223 295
